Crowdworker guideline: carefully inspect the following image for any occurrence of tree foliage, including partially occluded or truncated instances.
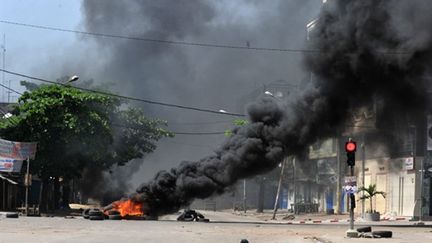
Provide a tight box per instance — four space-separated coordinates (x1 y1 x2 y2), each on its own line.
0 84 172 180
224 119 249 136
358 184 386 213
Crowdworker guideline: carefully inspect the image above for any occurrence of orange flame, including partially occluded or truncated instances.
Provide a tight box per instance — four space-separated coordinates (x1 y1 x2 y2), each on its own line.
109 199 144 217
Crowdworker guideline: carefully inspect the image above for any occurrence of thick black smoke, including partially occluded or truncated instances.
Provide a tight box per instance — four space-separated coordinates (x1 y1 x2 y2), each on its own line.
131 0 432 216
78 0 322 201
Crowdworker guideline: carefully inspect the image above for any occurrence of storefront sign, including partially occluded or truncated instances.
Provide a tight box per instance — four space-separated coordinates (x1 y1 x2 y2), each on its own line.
404 157 414 171
0 138 37 160
0 157 23 172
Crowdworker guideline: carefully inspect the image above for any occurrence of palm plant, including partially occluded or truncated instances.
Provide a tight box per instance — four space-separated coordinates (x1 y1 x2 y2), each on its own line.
358 184 386 213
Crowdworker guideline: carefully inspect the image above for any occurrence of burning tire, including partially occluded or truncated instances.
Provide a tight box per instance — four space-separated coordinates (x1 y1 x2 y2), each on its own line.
372 231 392 238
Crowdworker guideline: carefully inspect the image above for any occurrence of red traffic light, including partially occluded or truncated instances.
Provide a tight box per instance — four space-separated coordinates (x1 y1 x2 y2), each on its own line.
345 141 356 152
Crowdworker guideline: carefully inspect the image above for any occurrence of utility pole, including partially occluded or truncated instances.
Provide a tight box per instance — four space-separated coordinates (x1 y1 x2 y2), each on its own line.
7 80 11 103
272 158 286 220
243 179 247 213
24 158 31 216
293 157 297 214
361 134 366 218
345 139 358 238
336 137 342 214
1 34 5 102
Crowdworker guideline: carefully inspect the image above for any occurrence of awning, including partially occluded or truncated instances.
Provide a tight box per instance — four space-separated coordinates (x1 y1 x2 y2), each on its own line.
0 174 18 185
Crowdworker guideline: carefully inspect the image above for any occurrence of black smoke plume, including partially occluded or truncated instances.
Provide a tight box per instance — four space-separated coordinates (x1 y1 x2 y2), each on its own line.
78 0 321 202
130 0 432 216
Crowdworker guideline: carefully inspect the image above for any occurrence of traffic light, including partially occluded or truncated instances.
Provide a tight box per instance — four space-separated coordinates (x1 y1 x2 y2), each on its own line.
345 140 356 166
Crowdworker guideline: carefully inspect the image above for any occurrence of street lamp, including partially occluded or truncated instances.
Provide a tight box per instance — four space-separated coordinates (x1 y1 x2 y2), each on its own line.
265 90 284 99
264 91 274 96
410 125 425 224
219 108 247 213
67 75 79 83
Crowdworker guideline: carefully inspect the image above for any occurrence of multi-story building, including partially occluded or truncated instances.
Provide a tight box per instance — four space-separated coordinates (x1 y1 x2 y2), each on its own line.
306 1 432 219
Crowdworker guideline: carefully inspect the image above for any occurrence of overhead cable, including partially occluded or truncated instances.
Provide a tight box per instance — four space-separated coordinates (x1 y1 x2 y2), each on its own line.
0 20 410 55
0 68 245 117
0 20 317 53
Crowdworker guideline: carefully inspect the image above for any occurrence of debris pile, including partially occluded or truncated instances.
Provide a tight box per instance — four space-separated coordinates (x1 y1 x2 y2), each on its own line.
177 209 209 222
357 226 392 238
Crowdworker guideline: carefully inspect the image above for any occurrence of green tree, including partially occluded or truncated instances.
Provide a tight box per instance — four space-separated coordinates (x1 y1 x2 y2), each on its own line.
358 184 386 213
0 84 172 209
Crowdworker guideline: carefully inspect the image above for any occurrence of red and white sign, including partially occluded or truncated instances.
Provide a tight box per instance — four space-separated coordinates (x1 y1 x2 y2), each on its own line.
0 138 37 160
0 157 23 172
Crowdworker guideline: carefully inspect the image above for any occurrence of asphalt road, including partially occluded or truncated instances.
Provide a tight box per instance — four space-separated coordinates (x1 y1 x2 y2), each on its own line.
0 214 431 243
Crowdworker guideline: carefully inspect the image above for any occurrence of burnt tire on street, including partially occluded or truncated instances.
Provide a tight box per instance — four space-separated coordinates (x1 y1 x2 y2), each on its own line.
372 231 392 238
6 213 19 218
357 226 372 233
82 209 90 219
197 218 210 222
109 214 122 220
89 215 105 220
88 209 103 216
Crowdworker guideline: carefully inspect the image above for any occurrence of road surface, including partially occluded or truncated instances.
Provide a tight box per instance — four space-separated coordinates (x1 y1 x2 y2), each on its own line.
0 212 431 242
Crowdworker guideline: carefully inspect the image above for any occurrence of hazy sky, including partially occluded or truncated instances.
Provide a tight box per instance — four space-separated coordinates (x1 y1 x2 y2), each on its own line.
1 0 83 99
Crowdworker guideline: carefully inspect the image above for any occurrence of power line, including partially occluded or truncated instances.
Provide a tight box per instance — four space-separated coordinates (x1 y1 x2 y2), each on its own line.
0 20 410 55
0 20 318 53
173 131 225 135
168 120 233 125
112 122 225 136
163 140 215 149
0 81 23 95
0 68 245 117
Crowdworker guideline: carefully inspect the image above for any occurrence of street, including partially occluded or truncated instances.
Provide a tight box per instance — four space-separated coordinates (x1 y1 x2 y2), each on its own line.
0 213 431 243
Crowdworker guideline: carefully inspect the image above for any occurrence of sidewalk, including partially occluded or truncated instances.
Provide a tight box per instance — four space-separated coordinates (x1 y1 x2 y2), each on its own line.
225 209 431 227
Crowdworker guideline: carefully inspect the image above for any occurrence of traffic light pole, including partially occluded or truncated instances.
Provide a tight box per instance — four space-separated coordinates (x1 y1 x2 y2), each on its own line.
345 139 358 238
349 165 355 230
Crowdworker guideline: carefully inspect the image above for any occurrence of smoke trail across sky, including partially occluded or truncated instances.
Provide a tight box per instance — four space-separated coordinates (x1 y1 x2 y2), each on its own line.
130 0 432 216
